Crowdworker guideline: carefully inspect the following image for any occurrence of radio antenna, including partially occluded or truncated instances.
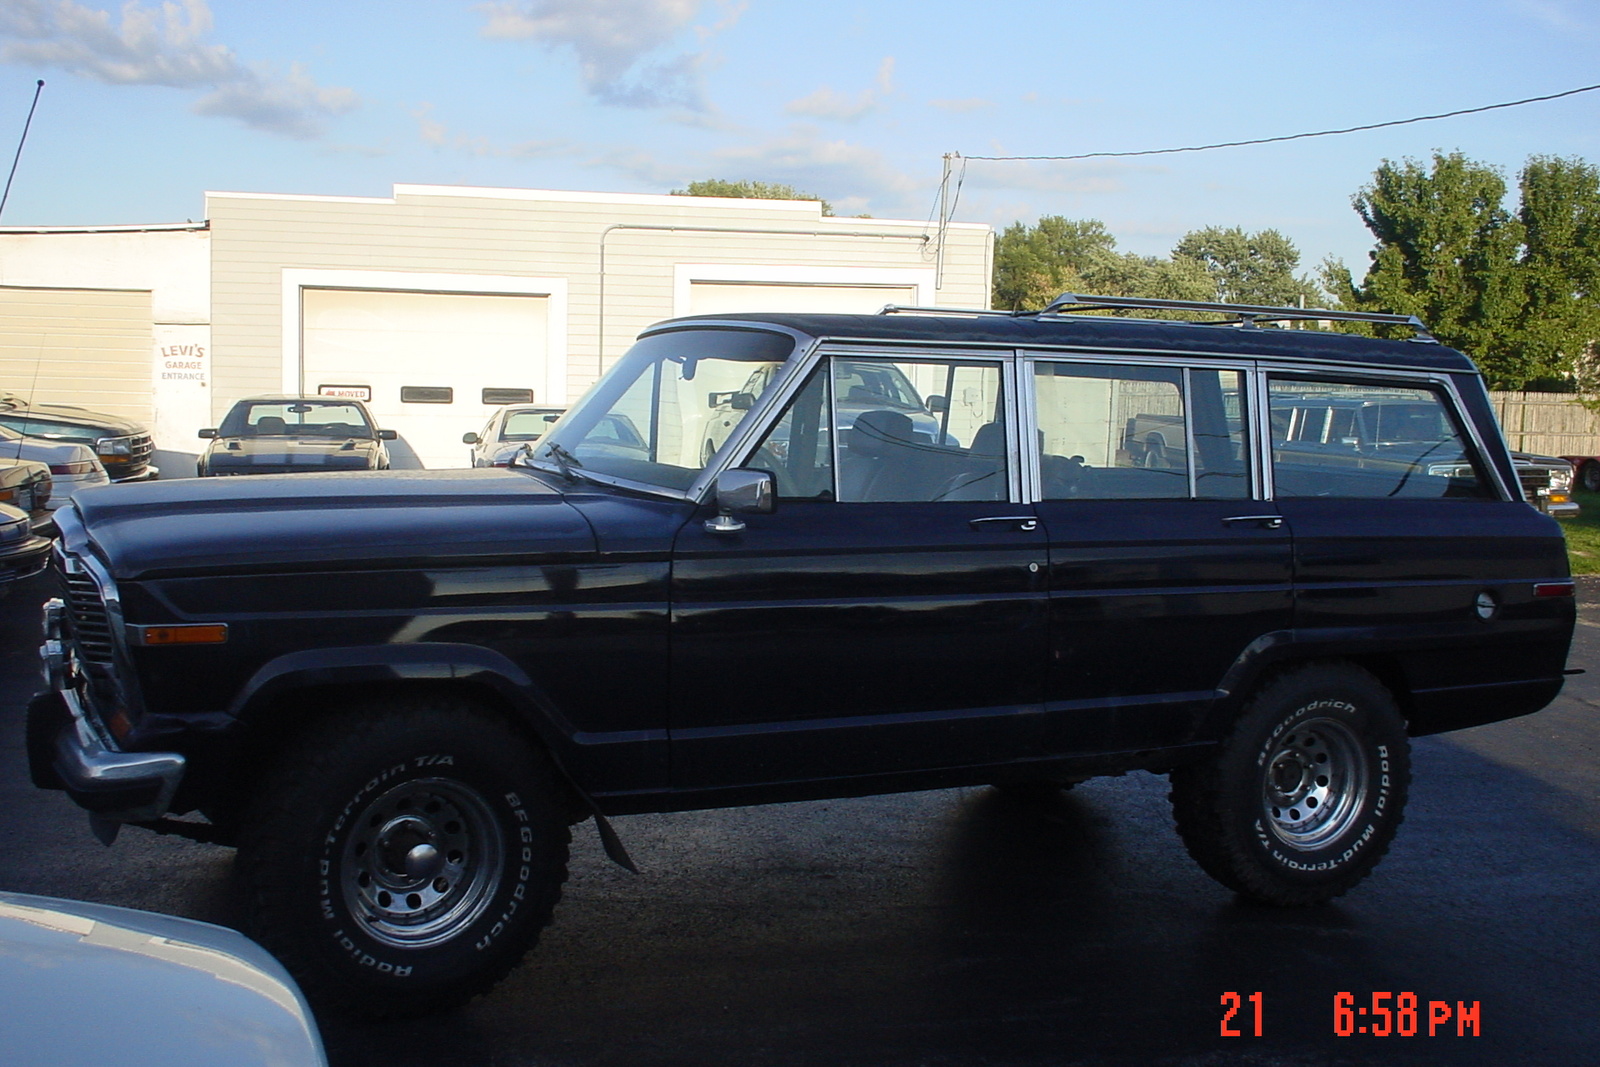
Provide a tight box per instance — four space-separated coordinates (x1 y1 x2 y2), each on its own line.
0 79 45 221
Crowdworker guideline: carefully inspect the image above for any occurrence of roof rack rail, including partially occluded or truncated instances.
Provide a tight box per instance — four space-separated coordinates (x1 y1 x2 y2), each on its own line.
878 304 1020 318
1036 293 1437 342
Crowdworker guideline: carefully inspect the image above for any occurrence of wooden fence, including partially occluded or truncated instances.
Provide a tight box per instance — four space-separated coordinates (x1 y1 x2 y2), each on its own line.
1488 392 1600 458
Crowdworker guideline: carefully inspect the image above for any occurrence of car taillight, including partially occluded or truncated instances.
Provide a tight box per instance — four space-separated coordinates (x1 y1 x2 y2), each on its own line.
50 461 97 475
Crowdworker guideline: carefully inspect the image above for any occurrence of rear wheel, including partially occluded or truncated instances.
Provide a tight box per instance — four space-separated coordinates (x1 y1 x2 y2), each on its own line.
238 694 570 1017
1169 663 1410 905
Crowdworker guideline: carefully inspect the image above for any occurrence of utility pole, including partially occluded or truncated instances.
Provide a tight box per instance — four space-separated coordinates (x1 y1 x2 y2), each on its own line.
936 151 956 291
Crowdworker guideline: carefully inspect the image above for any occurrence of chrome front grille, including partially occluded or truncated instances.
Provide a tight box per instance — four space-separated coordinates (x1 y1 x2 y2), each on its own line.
1517 468 1550 497
58 558 114 666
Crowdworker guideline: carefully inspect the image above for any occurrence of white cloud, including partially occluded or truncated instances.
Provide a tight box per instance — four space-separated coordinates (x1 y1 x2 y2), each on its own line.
708 124 922 207
0 0 357 138
476 0 741 110
785 56 894 122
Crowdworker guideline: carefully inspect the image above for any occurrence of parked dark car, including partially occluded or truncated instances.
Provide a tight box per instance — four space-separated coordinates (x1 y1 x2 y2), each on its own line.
0 392 157 482
1265 392 1578 516
198 396 396 476
0 457 51 528
0 501 50 595
463 404 566 467
31 294 1574 1019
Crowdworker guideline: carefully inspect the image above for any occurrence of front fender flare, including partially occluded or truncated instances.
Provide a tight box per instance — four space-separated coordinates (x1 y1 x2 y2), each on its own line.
229 643 577 753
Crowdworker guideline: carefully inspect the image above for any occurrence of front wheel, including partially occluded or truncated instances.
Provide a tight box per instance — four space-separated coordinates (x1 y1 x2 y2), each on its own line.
1169 663 1410 906
238 695 570 1017
1581 460 1600 493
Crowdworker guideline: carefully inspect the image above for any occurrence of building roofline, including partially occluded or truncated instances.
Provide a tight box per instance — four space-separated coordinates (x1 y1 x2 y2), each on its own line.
0 221 209 235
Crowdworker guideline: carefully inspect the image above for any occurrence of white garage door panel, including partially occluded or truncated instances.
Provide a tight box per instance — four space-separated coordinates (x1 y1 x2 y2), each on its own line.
0 288 153 422
688 283 917 316
301 289 549 469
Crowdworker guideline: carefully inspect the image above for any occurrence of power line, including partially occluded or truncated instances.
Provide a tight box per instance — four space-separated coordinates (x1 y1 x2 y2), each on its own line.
962 81 1600 163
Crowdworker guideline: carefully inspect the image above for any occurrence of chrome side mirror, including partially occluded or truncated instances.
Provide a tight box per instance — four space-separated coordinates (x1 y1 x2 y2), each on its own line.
705 469 775 533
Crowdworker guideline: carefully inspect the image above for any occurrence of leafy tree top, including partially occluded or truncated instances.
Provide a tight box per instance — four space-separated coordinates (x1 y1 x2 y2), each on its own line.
672 179 834 216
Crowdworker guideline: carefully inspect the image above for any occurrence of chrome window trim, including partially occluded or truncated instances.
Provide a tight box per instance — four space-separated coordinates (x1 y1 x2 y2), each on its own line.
704 343 1023 505
1181 368 1199 499
1256 365 1512 504
1023 352 1253 502
689 336 823 503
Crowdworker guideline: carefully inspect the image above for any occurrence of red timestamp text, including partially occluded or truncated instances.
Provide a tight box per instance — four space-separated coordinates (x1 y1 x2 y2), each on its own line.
1334 992 1481 1036
1220 992 1263 1037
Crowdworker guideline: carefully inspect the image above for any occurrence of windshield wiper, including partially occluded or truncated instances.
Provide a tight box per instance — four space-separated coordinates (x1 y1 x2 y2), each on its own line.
532 441 587 483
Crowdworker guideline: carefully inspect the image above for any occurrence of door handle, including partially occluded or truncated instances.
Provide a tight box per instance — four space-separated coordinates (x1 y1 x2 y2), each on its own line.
969 515 1039 532
1222 514 1284 530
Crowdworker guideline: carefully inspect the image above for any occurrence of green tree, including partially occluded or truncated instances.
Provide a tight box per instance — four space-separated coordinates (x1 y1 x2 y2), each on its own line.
672 179 834 216
992 216 1115 310
1321 151 1527 385
1172 226 1322 307
1515 156 1600 389
991 215 1212 311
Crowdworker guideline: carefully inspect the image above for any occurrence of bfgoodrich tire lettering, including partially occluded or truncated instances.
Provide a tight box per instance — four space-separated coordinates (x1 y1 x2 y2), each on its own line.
1169 663 1410 905
239 695 570 1017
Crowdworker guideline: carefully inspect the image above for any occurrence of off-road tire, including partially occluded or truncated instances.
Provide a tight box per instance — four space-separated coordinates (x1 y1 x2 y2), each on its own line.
1169 663 1410 906
238 694 570 1017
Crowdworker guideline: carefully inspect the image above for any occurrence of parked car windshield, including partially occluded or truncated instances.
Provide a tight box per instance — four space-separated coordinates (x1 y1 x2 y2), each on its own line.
220 400 376 438
537 327 796 491
500 408 563 441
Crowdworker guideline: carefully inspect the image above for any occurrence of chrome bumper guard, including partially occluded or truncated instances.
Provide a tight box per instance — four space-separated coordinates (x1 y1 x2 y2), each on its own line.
40 597 185 823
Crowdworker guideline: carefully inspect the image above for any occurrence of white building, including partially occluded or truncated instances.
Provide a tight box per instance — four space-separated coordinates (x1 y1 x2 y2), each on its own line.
3 184 993 474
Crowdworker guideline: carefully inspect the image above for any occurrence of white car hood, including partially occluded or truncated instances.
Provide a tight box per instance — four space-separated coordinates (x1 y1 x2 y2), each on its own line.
0 892 326 1067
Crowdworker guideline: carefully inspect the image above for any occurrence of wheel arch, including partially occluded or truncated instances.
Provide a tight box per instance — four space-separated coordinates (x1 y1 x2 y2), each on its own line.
1198 634 1417 745
202 644 585 823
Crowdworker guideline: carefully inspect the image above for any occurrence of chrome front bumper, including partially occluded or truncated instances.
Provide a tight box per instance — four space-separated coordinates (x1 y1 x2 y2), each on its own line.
39 597 184 823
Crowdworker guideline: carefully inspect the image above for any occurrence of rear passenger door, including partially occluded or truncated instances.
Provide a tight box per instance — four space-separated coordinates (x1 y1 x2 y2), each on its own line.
1028 358 1293 754
1265 373 1542 698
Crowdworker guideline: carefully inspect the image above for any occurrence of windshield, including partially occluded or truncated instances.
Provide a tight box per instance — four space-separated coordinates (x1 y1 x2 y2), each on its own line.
220 400 376 438
538 327 796 491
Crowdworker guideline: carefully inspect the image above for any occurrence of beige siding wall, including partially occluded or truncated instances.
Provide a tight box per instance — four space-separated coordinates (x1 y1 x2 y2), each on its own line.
207 187 991 420
0 286 154 422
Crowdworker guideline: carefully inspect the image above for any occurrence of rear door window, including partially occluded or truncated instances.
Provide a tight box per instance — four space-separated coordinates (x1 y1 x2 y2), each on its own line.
1267 379 1490 499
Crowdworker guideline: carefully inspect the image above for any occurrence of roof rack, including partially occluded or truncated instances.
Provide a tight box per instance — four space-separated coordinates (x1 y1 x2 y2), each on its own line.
878 304 1017 318
1037 293 1437 342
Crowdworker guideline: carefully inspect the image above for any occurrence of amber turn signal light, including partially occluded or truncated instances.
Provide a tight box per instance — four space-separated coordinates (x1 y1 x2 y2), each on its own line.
130 623 229 646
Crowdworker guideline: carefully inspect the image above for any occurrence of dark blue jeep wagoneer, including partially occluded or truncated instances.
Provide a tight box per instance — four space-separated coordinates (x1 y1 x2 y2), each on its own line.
31 294 1575 1016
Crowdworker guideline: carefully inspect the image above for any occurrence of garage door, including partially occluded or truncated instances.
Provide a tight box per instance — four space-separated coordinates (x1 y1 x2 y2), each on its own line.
301 288 550 469
0 287 153 422
687 282 918 315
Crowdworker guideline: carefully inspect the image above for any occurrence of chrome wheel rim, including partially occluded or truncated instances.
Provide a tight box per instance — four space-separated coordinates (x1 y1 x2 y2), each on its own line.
340 777 503 948
1261 717 1369 851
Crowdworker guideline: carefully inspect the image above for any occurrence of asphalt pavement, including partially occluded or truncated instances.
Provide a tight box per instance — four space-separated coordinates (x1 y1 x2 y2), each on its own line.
2 568 1596 1067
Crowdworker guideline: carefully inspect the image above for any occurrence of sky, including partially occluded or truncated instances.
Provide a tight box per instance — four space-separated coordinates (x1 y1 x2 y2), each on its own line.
0 0 1596 286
